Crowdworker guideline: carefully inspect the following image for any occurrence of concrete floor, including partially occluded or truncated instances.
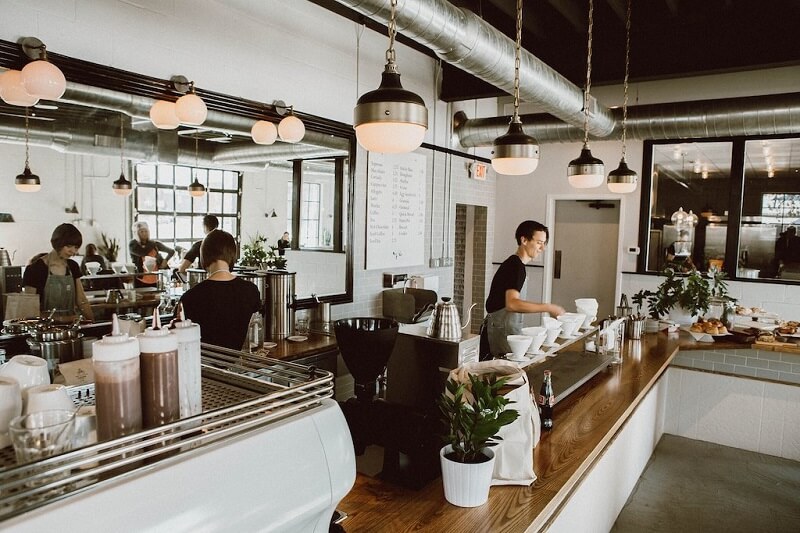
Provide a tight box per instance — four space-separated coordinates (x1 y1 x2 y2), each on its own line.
612 434 800 533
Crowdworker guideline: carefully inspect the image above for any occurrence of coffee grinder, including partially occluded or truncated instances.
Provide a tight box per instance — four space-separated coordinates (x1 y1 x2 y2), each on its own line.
334 318 442 489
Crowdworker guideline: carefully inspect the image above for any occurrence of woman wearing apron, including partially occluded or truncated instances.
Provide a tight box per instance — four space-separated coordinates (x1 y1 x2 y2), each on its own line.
480 220 564 360
22 223 95 322
129 221 175 288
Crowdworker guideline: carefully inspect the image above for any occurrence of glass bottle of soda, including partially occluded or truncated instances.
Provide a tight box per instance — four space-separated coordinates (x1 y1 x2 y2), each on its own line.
538 370 555 430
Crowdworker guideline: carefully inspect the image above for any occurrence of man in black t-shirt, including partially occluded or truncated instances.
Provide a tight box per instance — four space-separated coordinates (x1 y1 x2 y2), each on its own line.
178 215 219 274
481 220 565 360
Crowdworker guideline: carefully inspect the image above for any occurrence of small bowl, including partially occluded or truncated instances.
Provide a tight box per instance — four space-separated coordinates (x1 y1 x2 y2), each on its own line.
506 335 533 358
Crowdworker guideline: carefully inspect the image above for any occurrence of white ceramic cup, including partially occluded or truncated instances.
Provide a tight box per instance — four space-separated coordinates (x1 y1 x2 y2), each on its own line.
112 264 125 274
544 325 561 346
521 327 547 352
86 262 101 276
24 384 75 415
0 377 23 448
558 318 580 337
0 355 50 392
506 335 533 358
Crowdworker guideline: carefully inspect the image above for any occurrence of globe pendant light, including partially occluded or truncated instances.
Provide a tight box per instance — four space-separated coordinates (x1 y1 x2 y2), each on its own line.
278 114 305 143
0 70 40 107
149 100 180 130
568 0 604 189
188 136 206 198
20 38 66 101
175 80 207 126
353 0 428 154
113 113 133 197
251 120 278 145
491 0 539 176
15 107 41 193
607 0 638 194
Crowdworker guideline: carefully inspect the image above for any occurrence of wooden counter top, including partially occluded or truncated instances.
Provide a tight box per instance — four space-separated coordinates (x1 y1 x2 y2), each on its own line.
338 332 684 532
253 333 338 363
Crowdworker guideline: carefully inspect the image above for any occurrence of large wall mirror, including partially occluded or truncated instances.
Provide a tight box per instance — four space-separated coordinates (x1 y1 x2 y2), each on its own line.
0 39 354 305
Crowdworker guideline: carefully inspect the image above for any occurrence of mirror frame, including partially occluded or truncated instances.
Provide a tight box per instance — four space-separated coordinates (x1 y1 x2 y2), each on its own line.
0 38 355 307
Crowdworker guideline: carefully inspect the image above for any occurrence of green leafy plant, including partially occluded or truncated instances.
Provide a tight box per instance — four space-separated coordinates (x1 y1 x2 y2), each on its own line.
240 233 287 269
438 373 519 464
633 267 730 319
98 232 119 263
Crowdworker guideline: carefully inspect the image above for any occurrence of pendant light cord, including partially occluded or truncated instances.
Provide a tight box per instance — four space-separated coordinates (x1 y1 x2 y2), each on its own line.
24 107 30 170
582 0 595 147
385 0 398 68
512 0 523 123
621 0 632 160
119 113 125 175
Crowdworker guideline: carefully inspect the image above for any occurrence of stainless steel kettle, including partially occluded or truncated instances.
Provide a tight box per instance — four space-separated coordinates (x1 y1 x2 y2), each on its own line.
0 248 12 266
426 297 476 341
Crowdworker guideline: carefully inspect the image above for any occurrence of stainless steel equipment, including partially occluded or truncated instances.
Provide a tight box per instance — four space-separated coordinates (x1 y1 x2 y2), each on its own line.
309 295 332 334
236 271 268 305
265 270 295 339
24 318 85 377
0 265 23 322
426 297 475 341
0 345 353 533
186 268 207 288
0 248 11 266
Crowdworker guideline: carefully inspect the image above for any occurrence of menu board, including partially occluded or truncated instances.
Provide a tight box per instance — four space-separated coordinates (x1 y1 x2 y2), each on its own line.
366 152 427 270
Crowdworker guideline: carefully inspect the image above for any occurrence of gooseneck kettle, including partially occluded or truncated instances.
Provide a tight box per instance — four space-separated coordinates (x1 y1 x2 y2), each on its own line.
426 297 476 341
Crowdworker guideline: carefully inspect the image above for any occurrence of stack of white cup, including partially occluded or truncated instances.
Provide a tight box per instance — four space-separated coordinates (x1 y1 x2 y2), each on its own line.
575 298 599 329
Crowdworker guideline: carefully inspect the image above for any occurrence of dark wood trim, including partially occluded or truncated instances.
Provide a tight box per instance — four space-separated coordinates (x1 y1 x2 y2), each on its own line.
637 140 655 272
724 138 746 278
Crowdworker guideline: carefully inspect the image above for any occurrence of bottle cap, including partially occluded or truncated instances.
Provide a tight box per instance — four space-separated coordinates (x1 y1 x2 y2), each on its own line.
171 304 201 342
93 314 140 362
137 307 178 353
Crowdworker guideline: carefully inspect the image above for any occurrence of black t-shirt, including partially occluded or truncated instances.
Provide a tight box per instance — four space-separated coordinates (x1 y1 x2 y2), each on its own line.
22 257 83 309
184 240 202 265
485 255 527 313
179 277 262 350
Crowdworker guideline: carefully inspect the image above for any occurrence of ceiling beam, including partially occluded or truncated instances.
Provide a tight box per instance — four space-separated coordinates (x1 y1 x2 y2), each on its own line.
544 0 587 34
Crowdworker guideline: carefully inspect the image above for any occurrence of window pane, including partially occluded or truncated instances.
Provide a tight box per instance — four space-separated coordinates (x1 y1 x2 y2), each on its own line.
137 187 157 211
223 192 237 213
223 171 237 190
157 164 174 185
137 164 156 184
175 166 192 187
175 188 192 212
742 138 800 280
192 217 204 238
208 169 223 189
192 191 207 213
208 191 223 213
645 142 733 272
176 217 192 241
140 214 157 232
157 187 174 212
157 215 174 240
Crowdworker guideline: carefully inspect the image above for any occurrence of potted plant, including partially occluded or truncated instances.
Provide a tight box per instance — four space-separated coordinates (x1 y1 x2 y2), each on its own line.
437 372 519 507
240 233 287 270
633 267 730 325
98 232 119 263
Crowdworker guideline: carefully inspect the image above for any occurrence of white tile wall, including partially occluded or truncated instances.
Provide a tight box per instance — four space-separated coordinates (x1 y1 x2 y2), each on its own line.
665 367 800 461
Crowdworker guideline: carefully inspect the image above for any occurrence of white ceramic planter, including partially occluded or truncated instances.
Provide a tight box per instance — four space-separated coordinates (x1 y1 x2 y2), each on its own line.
668 305 699 326
440 444 496 507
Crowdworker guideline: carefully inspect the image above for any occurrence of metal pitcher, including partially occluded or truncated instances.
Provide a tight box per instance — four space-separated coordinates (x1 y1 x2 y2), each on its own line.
426 297 475 341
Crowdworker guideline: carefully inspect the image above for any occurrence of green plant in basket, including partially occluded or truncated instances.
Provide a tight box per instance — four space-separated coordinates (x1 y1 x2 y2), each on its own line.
438 373 519 464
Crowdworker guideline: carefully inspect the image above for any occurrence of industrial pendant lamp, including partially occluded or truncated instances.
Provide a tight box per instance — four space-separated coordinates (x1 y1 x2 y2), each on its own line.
0 70 40 107
174 77 207 126
113 113 133 197
491 0 539 176
20 37 66 101
353 0 428 154
188 136 206 198
568 0 604 189
607 0 638 194
15 107 41 193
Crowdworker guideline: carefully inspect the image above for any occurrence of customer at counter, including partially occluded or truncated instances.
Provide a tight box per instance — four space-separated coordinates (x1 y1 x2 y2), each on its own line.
129 221 175 287
80 243 108 275
179 229 261 350
178 215 219 274
480 220 564 360
22 223 95 322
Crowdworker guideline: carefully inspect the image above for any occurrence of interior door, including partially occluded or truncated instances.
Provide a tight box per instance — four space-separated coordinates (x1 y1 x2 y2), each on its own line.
551 200 620 319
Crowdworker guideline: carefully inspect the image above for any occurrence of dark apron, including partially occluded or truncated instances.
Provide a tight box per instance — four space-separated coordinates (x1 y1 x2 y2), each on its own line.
43 262 77 319
480 279 527 359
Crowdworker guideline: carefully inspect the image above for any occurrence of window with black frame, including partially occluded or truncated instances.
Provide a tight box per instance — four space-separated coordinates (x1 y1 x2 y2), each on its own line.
640 136 800 281
134 163 241 259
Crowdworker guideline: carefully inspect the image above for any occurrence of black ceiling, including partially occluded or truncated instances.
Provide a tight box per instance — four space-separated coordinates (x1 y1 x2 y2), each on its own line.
312 0 800 102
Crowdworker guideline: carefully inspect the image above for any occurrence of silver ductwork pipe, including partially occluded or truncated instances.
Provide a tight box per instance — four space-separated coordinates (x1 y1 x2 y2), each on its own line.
212 143 348 164
333 0 616 136
454 92 800 147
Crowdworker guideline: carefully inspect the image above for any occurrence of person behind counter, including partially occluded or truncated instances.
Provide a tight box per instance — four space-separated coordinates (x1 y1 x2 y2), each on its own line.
277 231 291 256
80 243 108 275
480 220 564 360
129 221 175 288
178 214 219 274
179 229 262 350
22 223 95 321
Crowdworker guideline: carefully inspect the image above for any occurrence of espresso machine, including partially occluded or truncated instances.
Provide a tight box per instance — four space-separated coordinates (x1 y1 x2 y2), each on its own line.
334 318 442 489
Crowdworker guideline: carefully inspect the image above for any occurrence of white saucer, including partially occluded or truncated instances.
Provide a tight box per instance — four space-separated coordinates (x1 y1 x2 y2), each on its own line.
505 353 528 362
263 342 277 349
287 335 308 342
526 349 545 356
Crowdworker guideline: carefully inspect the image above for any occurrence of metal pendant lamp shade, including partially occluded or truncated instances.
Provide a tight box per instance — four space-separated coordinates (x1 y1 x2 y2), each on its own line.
492 121 539 175
491 0 539 176
607 159 638 193
188 179 206 197
568 146 604 188
15 166 41 193
568 0 604 189
353 0 428 154
113 173 133 196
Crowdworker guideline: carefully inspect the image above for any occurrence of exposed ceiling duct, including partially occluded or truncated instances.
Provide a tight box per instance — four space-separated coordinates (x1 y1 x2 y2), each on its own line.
332 0 616 137
454 92 800 147
212 143 348 164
